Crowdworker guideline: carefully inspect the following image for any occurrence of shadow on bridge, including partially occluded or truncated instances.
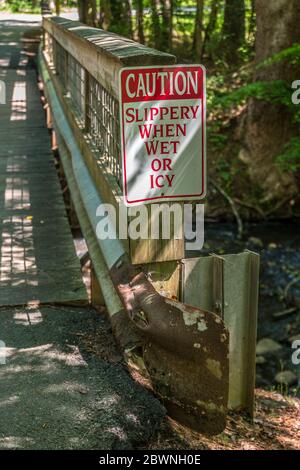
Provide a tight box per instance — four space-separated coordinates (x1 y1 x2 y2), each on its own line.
0 18 87 306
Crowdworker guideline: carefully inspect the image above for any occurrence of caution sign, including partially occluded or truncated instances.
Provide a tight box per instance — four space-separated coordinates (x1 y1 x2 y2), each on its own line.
119 65 206 206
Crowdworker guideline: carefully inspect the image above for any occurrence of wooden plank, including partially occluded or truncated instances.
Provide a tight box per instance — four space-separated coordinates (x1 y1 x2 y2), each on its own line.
0 21 88 307
129 202 185 264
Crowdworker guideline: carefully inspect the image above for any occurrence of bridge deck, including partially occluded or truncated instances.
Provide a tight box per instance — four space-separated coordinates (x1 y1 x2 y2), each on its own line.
0 17 87 306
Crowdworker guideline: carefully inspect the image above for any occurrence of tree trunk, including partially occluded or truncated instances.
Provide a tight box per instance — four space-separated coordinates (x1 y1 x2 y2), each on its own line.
150 0 161 49
222 0 245 64
202 0 221 59
135 0 145 44
238 0 300 203
110 0 133 38
99 0 111 30
160 0 173 52
54 0 60 16
78 0 87 23
90 0 97 26
125 0 133 39
193 0 204 60
78 0 97 26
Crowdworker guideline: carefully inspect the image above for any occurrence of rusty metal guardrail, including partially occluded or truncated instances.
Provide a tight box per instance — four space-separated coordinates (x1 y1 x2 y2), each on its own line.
39 16 230 435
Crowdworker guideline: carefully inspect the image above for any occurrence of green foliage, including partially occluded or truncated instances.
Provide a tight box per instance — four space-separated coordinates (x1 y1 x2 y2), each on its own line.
1 0 76 13
206 74 227 106
216 157 232 186
209 78 300 174
208 131 228 151
208 42 300 177
212 80 292 110
3 0 40 13
276 138 300 174
258 44 300 68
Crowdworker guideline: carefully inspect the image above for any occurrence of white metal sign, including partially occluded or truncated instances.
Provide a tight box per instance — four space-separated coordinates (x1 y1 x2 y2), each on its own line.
119 65 206 206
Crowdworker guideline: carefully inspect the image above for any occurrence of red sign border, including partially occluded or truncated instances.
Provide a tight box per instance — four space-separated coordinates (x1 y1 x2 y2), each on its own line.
119 64 206 206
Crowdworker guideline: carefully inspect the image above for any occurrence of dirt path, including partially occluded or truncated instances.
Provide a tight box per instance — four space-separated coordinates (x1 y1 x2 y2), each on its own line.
142 390 300 450
0 304 165 449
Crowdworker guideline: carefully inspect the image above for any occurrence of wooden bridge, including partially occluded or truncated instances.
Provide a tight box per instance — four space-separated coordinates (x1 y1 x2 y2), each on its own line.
0 16 87 305
0 13 259 447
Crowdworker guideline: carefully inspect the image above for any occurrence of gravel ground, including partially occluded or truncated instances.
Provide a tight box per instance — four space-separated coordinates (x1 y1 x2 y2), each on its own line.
0 305 165 450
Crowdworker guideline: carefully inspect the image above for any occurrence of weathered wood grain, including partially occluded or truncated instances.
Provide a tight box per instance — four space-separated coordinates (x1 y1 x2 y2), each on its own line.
0 21 87 307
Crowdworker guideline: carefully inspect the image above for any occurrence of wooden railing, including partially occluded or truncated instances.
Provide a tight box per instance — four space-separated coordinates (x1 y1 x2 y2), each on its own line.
43 17 176 188
42 16 183 266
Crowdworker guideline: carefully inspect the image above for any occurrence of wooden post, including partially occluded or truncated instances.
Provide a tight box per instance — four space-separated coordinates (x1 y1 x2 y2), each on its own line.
84 69 91 133
129 203 184 265
129 203 185 301
64 49 69 95
45 103 52 129
91 264 105 309
51 128 58 150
